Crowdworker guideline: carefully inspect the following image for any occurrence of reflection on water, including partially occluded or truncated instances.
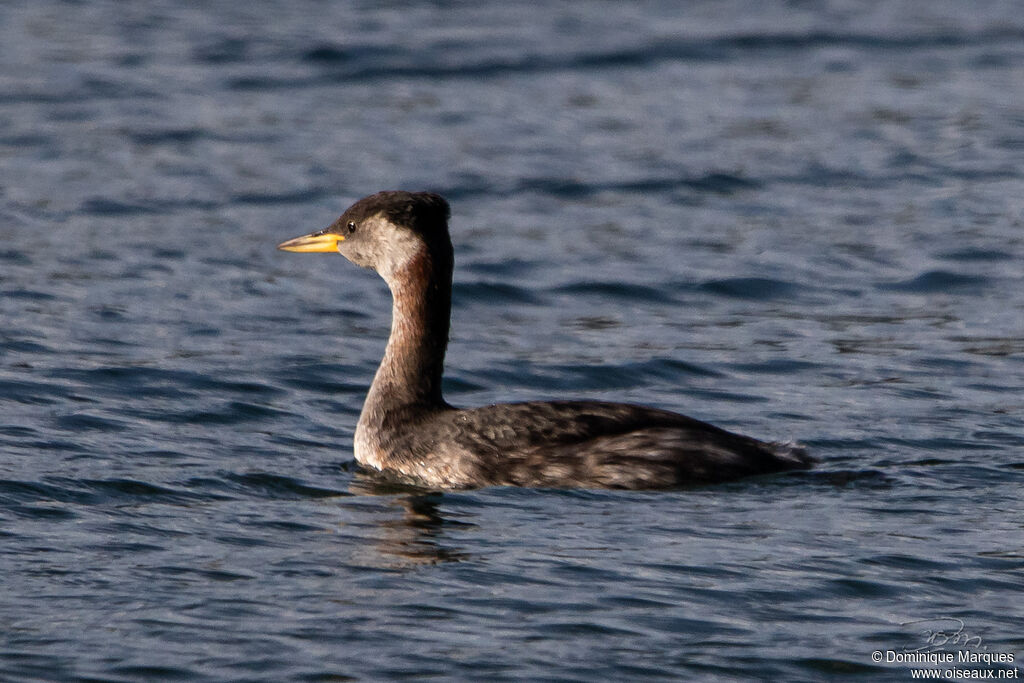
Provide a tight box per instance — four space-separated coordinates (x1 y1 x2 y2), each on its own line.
349 473 473 566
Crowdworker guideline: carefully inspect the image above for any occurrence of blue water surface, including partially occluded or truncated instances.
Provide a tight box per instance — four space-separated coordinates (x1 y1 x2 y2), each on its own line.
1 1 1023 680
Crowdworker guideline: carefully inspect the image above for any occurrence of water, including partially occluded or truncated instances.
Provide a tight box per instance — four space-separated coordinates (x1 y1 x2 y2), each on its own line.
2 1 1023 680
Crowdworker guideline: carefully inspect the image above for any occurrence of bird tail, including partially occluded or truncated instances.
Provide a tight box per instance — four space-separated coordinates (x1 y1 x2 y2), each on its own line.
769 441 815 469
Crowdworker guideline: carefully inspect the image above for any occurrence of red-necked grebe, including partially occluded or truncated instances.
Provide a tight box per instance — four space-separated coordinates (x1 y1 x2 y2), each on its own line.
278 191 811 489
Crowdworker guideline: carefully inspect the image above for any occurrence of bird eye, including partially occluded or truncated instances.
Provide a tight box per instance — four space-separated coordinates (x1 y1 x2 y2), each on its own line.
347 221 357 233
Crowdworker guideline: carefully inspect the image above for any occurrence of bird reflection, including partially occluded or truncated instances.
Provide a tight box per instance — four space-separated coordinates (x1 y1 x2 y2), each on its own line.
349 469 473 566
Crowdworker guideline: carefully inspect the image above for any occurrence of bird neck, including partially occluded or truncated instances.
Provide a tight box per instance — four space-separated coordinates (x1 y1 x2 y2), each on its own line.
365 247 452 415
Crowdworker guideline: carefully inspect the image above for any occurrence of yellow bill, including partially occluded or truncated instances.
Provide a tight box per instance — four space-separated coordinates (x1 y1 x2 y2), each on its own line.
277 231 344 253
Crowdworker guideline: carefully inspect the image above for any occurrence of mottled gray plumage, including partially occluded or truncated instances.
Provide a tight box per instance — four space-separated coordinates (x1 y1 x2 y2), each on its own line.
280 190 812 490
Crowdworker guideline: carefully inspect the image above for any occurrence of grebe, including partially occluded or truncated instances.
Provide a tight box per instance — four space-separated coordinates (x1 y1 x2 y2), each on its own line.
278 191 811 489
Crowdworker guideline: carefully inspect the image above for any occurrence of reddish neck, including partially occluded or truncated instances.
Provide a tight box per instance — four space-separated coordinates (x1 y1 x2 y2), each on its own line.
366 247 452 413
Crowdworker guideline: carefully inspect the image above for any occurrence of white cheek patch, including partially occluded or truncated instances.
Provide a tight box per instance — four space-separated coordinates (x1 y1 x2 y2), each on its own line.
374 223 423 282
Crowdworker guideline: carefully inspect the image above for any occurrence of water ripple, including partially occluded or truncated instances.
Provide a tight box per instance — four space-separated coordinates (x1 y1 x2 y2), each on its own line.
878 270 992 293
265 29 1024 86
699 277 801 301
